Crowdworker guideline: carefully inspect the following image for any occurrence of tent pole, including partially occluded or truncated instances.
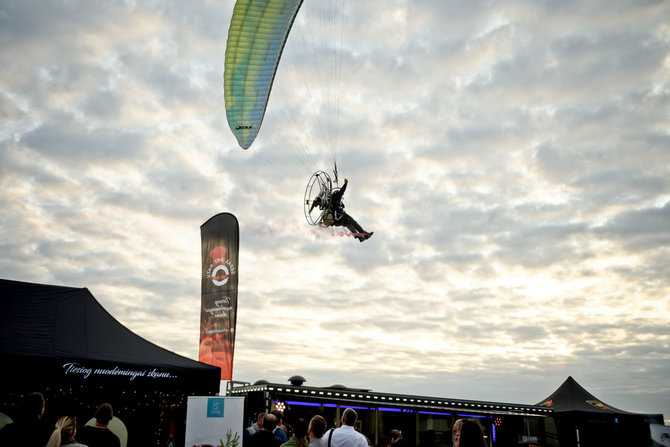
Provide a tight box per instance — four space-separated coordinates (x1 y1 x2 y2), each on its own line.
575 426 581 447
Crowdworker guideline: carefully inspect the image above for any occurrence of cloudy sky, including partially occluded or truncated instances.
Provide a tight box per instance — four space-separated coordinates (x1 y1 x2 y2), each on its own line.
1 0 669 422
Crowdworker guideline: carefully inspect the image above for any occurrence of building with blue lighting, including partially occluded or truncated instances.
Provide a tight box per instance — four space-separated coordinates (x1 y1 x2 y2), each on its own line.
228 376 558 447
228 376 664 447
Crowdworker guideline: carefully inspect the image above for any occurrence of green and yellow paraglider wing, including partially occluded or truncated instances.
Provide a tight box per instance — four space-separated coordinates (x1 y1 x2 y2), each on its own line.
224 0 304 149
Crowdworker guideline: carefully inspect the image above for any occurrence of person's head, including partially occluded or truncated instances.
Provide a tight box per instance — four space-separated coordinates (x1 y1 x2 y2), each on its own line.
263 413 278 432
292 418 308 439
257 412 266 429
23 392 46 420
452 419 464 447
95 403 114 424
341 408 357 426
308 415 327 439
457 419 486 447
390 429 403 442
271 409 283 424
46 416 76 447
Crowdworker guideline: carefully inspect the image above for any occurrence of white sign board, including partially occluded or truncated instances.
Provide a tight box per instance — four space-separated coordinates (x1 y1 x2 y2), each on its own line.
651 424 670 447
185 396 244 447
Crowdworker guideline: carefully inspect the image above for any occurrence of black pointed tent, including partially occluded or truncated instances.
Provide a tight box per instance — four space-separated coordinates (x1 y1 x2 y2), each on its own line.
536 376 663 447
0 279 220 446
537 376 629 414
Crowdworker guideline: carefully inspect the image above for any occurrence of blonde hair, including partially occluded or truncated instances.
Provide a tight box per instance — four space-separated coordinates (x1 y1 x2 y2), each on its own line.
46 416 76 447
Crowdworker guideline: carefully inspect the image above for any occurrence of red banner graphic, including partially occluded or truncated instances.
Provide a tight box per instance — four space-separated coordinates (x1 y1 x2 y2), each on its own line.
199 213 239 380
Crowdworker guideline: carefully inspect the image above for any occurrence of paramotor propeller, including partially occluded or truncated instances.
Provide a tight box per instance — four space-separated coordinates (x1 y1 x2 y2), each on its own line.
304 170 333 226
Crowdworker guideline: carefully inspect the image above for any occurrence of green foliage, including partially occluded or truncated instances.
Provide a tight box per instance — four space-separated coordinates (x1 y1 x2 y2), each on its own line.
220 429 240 447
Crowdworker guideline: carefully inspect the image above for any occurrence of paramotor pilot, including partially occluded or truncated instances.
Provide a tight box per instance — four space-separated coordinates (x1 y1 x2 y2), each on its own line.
310 178 373 242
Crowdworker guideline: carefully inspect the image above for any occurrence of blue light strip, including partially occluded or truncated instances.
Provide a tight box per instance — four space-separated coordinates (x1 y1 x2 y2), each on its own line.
285 401 323 407
274 400 488 418
283 401 372 411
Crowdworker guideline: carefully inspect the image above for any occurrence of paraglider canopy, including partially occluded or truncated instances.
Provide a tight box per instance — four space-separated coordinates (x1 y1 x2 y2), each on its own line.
224 0 305 149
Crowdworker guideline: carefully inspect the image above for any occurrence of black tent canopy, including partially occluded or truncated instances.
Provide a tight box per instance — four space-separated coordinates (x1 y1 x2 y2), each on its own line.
537 376 629 413
537 376 663 447
0 279 220 447
0 279 220 391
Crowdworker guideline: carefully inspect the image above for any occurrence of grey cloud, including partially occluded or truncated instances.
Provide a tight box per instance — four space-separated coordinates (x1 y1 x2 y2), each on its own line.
20 113 145 163
0 92 23 121
599 202 670 236
82 89 124 119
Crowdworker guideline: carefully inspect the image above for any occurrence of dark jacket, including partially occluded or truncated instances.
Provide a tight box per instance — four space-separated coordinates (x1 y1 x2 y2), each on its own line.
330 179 348 213
249 429 284 447
0 419 50 447
77 425 121 447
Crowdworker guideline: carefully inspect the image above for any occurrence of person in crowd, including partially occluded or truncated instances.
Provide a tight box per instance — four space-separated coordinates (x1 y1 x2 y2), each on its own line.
0 391 49 447
249 413 283 447
77 403 120 447
375 436 391 447
390 429 410 447
307 415 327 447
244 413 265 447
46 416 87 447
326 408 368 447
451 419 464 447
271 410 288 443
247 413 265 436
454 419 486 447
281 418 308 447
